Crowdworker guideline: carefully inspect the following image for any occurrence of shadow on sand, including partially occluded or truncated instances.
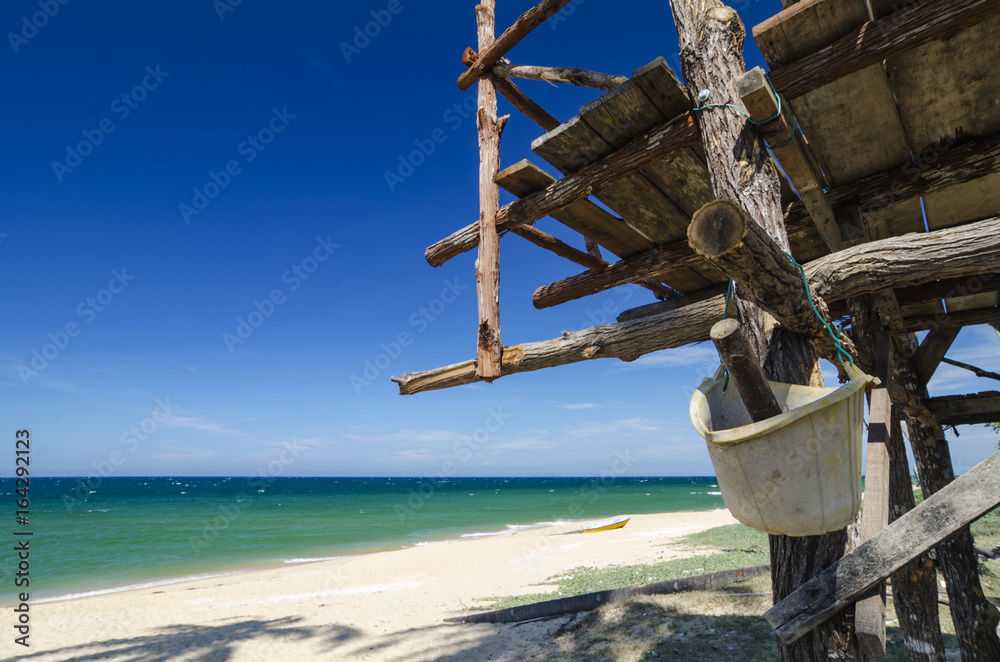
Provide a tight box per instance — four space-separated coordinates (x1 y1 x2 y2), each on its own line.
15 616 362 662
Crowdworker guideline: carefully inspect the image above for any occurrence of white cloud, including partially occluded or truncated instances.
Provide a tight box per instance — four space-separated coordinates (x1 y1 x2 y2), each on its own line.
163 416 248 437
564 417 661 438
559 403 601 410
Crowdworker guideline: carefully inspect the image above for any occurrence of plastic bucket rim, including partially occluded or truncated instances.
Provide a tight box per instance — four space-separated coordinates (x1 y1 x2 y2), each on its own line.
690 364 876 446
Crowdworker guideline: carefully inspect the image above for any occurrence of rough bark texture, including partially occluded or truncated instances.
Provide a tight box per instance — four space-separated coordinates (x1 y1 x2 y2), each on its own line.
398 220 1000 394
493 62 628 90
765 449 1000 643
457 0 573 90
687 198 857 369
539 212 999 311
392 294 725 394
670 2 855 659
849 296 945 662
896 349 1000 661
807 217 1000 303
710 318 783 421
474 1 504 381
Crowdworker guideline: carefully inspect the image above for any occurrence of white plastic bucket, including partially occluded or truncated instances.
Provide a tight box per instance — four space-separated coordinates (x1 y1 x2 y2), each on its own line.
690 363 877 537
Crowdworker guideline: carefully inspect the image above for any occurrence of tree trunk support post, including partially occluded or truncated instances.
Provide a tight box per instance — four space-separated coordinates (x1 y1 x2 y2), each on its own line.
474 1 507 381
670 2 859 659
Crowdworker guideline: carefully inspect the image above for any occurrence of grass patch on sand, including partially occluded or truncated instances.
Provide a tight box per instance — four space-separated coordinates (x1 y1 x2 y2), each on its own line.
466 521 979 661
472 523 769 612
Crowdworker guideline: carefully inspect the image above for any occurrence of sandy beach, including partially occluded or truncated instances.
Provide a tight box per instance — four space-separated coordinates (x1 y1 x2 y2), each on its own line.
11 510 737 661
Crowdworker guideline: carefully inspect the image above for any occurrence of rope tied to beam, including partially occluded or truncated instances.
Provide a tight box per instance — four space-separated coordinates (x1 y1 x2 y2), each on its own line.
785 252 855 367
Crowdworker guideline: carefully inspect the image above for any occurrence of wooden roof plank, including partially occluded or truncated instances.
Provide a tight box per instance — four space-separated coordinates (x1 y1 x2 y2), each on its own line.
576 78 693 240
944 291 999 313
886 13 1000 153
630 60 714 218
754 0 870 70
531 88 714 292
496 160 653 258
791 66 912 187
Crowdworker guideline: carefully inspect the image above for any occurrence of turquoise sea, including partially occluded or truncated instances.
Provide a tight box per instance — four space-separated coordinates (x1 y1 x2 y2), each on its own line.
0 476 724 603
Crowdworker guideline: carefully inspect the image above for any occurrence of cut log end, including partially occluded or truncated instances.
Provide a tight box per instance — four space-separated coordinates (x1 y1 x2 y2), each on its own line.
688 200 751 258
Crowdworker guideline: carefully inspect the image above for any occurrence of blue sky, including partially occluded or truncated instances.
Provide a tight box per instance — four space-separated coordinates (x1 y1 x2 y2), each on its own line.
2 0 997 478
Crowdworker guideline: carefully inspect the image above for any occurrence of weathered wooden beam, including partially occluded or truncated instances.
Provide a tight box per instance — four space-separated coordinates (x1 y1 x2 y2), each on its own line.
542 205 1000 316
457 0 573 91
855 332 892 656
895 272 1000 308
869 333 999 657
493 76 559 132
509 225 603 269
463 49 560 132
424 112 700 267
913 328 961 386
533 210 813 309
446 565 769 624
764 447 1000 644
532 235 697 309
927 391 1000 426
493 61 627 91
474 0 504 381
940 357 1000 383
807 217 1000 303
711 319 783 421
763 0 1000 101
903 306 1000 332
785 132 1000 236
736 66 839 249
508 225 673 299
675 5 851 659
616 283 730 322
400 217 1000 394
686 199 856 367
391 294 725 394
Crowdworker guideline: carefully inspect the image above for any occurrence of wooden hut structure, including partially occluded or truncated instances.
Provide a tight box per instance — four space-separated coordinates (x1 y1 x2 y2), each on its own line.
391 0 1000 659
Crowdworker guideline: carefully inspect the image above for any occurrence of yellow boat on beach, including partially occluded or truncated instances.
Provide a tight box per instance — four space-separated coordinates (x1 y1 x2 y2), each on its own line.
581 517 630 533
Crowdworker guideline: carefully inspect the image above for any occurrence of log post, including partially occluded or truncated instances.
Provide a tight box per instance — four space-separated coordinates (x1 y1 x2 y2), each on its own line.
474 1 507 381
710 318 782 421
894 339 1000 659
669 2 859 660
687 199 857 372
848 296 945 661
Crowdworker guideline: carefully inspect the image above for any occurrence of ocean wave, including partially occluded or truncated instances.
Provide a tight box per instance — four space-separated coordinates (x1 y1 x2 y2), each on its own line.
459 520 573 539
707 492 722 495
282 555 346 564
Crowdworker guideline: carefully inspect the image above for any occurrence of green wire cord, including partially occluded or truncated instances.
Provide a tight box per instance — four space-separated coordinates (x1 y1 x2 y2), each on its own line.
691 73 797 151
785 252 855 367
